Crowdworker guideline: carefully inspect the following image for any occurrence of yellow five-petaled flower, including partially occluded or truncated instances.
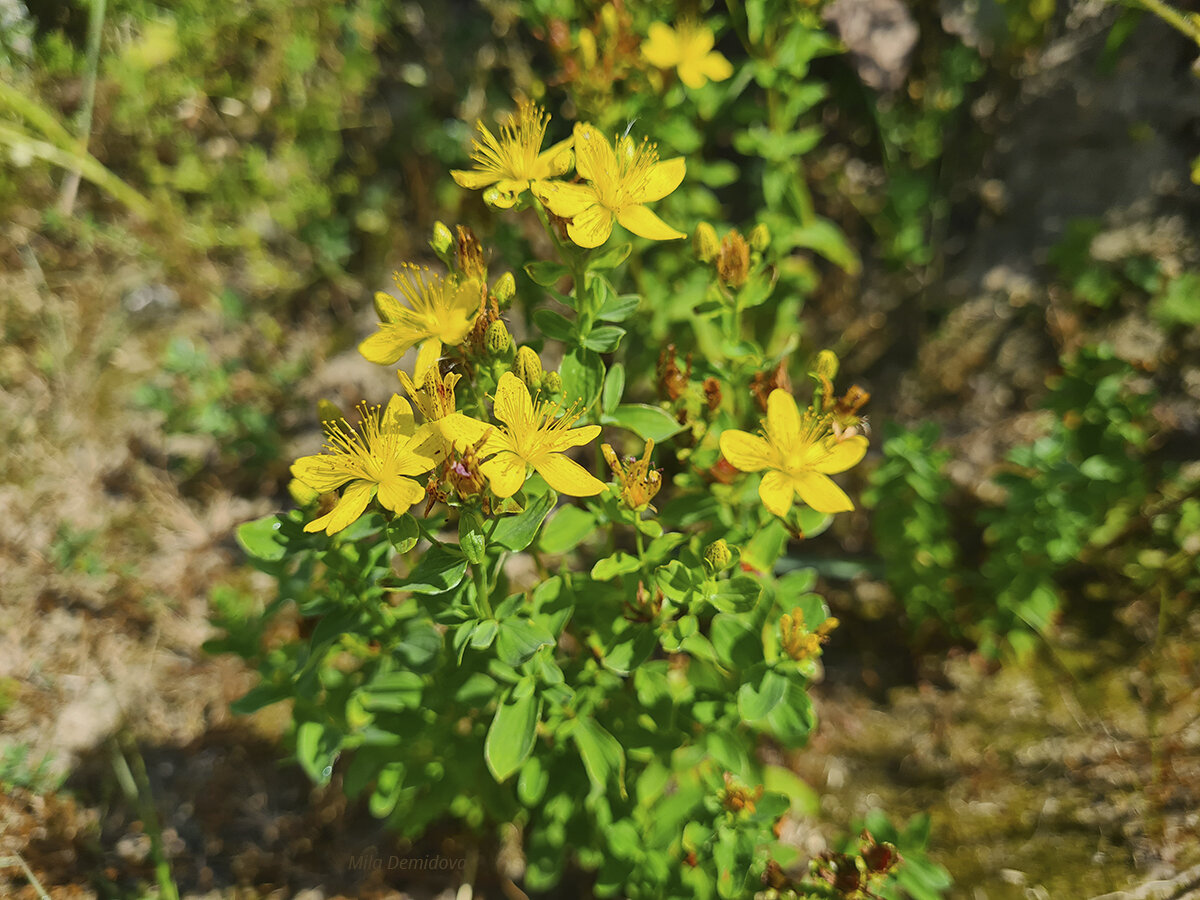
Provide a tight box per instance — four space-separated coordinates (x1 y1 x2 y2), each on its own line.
291 396 440 535
719 389 868 517
641 21 733 89
534 123 686 249
445 372 606 498
450 101 573 209
359 265 481 379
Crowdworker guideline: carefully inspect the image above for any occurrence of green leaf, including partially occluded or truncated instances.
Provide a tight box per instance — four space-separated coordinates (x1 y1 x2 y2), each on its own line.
358 671 424 712
793 218 860 274
493 488 557 551
295 720 339 785
590 241 632 270
539 504 596 555
561 347 604 410
763 765 819 817
602 363 626 415
604 404 685 443
573 718 626 799
710 613 760 670
602 624 658 676
766 680 814 745
518 754 550 805
591 552 641 580
470 619 499 649
387 514 419 553
709 575 762 613
597 293 641 322
582 326 625 353
533 308 576 341
525 260 570 287
458 509 486 565
368 761 406 817
237 515 286 561
397 545 468 594
496 617 555 666
738 669 787 721
231 681 291 716
485 687 541 782
655 560 695 603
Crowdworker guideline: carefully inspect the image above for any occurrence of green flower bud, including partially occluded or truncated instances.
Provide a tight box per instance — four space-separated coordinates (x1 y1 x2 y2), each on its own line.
513 346 543 391
493 272 516 306
815 349 839 383
430 221 453 256
703 539 733 573
485 319 512 355
693 222 719 262
542 371 563 395
749 222 770 252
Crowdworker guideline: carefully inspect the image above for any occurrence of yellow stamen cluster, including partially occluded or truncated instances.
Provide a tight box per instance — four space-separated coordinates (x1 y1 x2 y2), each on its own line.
779 609 839 662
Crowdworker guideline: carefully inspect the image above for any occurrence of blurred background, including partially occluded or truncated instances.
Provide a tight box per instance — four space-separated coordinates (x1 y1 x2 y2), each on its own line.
1 0 1198 897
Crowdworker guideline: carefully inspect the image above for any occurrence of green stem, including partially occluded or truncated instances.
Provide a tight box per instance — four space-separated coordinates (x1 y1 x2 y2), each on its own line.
415 517 445 547
473 562 493 619
0 121 153 218
58 0 106 214
1126 0 1200 43
110 735 180 900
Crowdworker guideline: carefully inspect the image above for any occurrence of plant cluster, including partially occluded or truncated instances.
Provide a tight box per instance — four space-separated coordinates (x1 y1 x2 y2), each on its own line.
214 87 947 897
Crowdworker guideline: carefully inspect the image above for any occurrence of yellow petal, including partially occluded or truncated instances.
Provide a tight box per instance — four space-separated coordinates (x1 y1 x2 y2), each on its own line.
359 327 411 366
812 435 868 475
720 430 774 472
677 60 709 90
568 204 615 248
682 26 715 57
306 480 376 534
414 338 442 381
533 452 606 496
700 50 733 83
641 22 681 68
638 157 686 203
549 423 602 453
759 470 795 518
374 290 404 322
766 390 802 447
291 454 352 493
535 180 599 218
493 372 535 428
793 471 853 514
482 451 528 498
377 475 426 514
574 123 617 184
451 169 500 190
439 412 494 452
535 136 575 179
383 394 415 434
616 204 686 242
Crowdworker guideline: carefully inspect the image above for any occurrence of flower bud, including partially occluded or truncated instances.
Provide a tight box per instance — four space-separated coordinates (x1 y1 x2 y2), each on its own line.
693 222 719 262
455 225 486 281
542 370 563 395
703 539 733 573
430 221 453 256
493 271 516 306
513 346 543 391
815 349 839 382
749 222 770 252
485 319 512 356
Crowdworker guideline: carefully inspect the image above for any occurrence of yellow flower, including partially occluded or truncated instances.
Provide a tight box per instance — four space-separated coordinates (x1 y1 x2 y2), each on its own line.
359 265 481 379
291 396 440 535
445 372 606 498
718 389 868 517
534 123 686 249
398 366 492 454
641 21 733 90
450 101 574 209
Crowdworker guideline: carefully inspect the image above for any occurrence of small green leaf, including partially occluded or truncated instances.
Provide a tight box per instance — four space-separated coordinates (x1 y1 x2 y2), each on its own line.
493 488 557 551
295 720 340 785
387 514 419 553
604 404 685 442
525 260 570 287
710 575 761 613
738 669 787 721
539 505 596 554
237 515 285 561
596 293 641 322
485 688 541 782
496 617 555 666
573 717 626 798
458 509 486 565
590 241 632 270
518 754 550 805
655 560 694 603
591 552 642 580
533 308 576 341
561 347 604 409
582 326 625 353
470 619 499 649
602 363 626 415
398 545 468 594
358 671 424 712
368 761 406 817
